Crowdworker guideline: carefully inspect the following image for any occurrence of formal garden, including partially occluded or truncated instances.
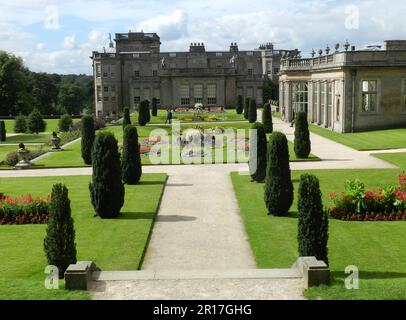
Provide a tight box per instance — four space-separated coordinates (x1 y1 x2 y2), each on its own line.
0 101 318 170
0 115 167 298
1 98 406 300
231 114 406 299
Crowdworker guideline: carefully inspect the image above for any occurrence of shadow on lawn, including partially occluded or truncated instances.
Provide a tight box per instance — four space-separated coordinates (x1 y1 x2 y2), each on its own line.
137 181 166 186
330 270 406 280
119 212 154 220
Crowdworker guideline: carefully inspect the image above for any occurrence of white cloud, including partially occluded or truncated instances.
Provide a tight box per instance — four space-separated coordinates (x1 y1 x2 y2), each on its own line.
2 0 406 74
136 9 188 41
36 42 45 50
61 35 77 50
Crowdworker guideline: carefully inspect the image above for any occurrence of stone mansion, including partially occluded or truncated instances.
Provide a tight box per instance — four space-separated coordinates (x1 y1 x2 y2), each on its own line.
279 40 406 132
91 31 298 117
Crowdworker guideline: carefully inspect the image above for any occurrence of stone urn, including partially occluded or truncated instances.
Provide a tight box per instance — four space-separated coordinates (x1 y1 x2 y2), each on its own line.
14 143 32 170
50 132 62 152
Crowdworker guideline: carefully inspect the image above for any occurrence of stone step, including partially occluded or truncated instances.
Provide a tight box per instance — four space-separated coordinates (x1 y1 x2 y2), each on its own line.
92 268 302 282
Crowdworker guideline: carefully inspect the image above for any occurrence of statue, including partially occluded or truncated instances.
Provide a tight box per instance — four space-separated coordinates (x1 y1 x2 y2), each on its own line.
50 132 62 152
14 143 32 170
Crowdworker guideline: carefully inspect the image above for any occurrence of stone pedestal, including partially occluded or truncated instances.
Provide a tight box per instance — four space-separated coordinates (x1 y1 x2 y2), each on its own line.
65 261 98 291
292 256 330 287
14 149 32 170
14 160 32 170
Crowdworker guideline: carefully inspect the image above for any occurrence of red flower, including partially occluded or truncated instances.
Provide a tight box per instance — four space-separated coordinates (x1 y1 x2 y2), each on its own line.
398 174 406 189
364 190 375 202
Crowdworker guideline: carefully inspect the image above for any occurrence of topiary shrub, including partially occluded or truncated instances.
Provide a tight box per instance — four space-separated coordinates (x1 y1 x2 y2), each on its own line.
249 122 267 182
4 151 19 166
27 109 46 134
236 95 243 114
0 121 6 142
152 98 158 117
297 174 329 265
89 132 125 218
81 115 95 165
138 100 150 126
248 99 257 123
122 108 131 128
14 114 27 133
262 102 273 134
145 100 151 123
59 114 73 132
294 111 311 159
4 149 47 167
244 97 251 120
122 125 142 185
43 183 77 278
264 132 294 216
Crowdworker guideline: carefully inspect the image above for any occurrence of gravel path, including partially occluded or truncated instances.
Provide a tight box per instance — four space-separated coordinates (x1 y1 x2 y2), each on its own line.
142 165 256 271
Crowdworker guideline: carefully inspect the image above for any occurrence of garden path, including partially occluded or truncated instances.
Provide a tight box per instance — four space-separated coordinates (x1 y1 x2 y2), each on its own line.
91 163 305 300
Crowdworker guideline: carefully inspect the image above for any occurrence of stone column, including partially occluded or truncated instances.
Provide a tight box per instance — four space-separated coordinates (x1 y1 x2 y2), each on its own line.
279 81 284 114
323 81 328 127
308 81 314 123
316 81 321 125
286 81 293 122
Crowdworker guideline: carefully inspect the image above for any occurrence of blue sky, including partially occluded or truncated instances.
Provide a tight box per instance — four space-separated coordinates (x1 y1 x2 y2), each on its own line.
0 0 405 75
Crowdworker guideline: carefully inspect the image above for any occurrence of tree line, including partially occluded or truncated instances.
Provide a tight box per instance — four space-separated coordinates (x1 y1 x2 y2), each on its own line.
0 51 94 117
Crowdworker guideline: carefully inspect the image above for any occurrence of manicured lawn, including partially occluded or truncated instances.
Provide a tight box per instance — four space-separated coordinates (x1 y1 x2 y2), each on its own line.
231 169 406 300
4 118 80 134
0 145 44 162
0 173 167 300
1 134 51 144
309 125 406 151
128 109 245 124
34 123 318 168
372 153 406 168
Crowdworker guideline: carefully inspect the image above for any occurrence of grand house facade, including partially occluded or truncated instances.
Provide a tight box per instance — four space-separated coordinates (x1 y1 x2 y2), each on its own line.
279 40 406 132
91 31 298 117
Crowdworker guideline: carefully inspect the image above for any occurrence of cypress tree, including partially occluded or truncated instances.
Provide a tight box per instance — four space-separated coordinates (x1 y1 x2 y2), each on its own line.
297 174 329 265
89 132 125 218
122 125 142 185
236 95 243 114
138 100 149 126
262 102 273 134
244 97 251 120
249 122 267 182
294 111 311 159
0 121 6 142
248 99 257 123
145 100 151 123
27 109 46 134
59 114 73 132
152 98 158 117
264 132 294 216
14 114 27 133
122 108 131 128
44 184 77 278
81 115 95 165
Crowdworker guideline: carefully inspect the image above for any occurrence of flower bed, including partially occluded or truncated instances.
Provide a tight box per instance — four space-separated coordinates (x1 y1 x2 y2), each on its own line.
329 174 406 221
0 194 50 225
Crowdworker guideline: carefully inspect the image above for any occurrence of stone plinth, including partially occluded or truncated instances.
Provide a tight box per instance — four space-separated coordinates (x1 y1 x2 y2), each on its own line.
292 256 330 287
65 261 98 290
